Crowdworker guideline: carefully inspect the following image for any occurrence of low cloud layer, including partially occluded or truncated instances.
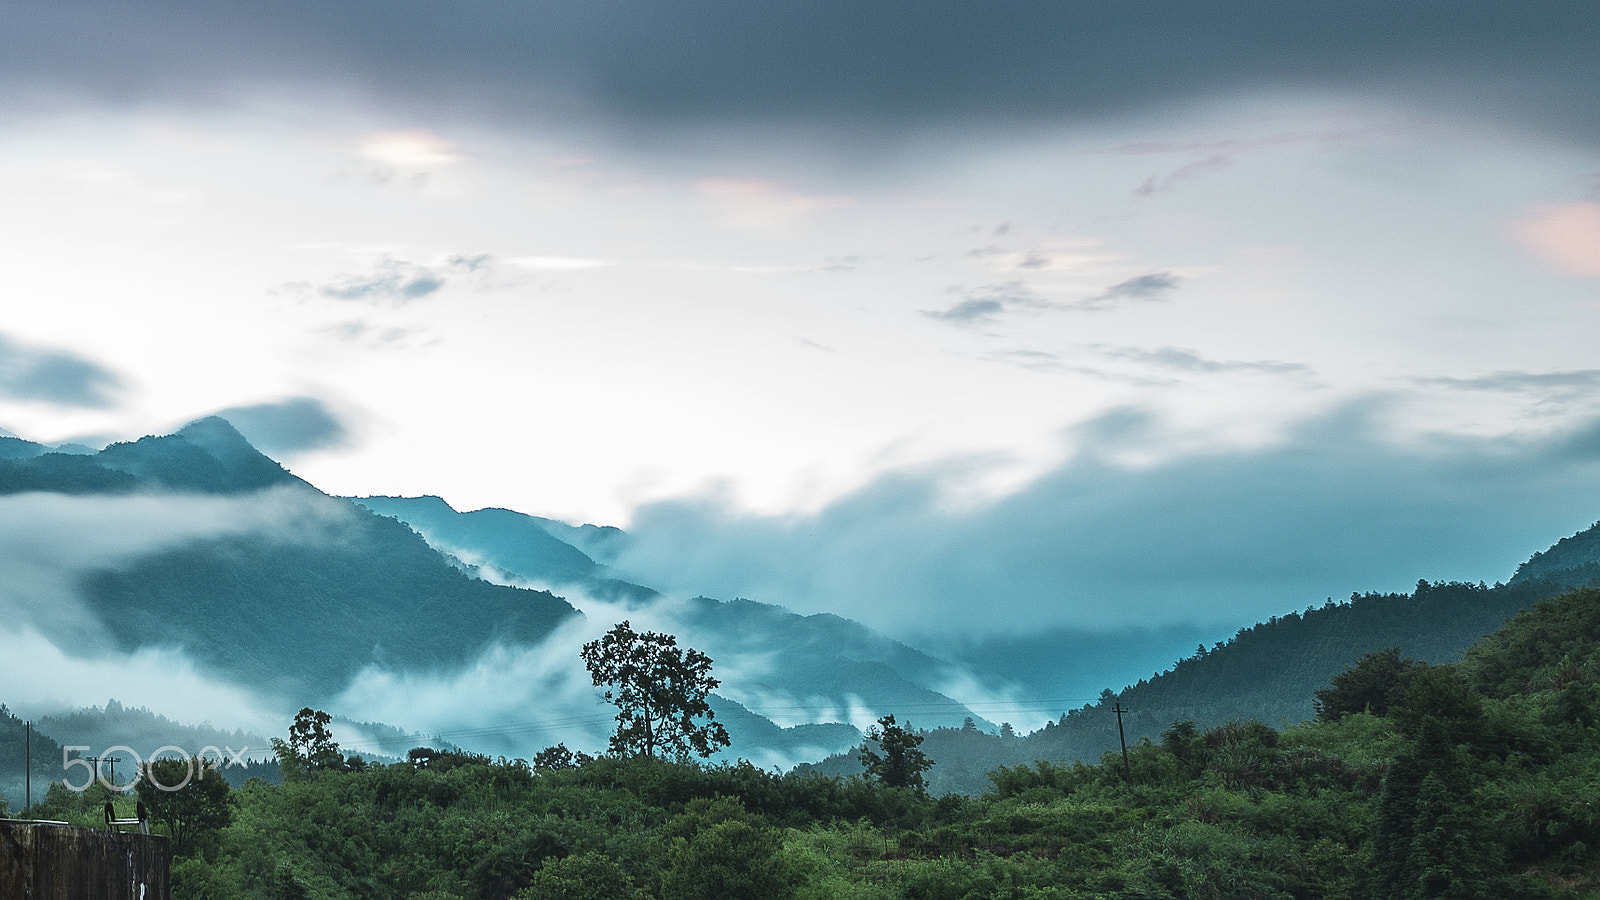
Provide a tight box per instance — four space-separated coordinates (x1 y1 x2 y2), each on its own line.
0 488 357 729
608 403 1600 639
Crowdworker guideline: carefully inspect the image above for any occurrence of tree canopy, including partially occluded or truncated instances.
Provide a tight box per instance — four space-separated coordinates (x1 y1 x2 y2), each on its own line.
134 756 234 857
271 707 346 777
581 621 731 759
859 714 933 794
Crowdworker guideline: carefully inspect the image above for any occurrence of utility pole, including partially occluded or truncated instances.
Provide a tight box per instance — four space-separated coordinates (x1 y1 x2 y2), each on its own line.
24 720 30 812
87 754 122 789
1113 703 1132 785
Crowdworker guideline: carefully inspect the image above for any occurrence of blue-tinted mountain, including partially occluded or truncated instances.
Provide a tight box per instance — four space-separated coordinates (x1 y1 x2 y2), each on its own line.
350 494 656 603
3 417 579 700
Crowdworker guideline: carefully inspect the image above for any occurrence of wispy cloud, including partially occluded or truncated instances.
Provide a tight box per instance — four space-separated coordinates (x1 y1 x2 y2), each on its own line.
1417 369 1600 393
1074 272 1181 310
922 282 1049 327
1135 154 1232 196
0 333 125 408
1097 345 1313 378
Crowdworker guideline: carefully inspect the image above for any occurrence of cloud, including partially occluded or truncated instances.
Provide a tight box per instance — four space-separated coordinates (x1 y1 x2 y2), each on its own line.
0 333 125 408
3 2 1596 150
607 402 1600 639
1097 345 1313 378
0 487 355 640
1135 154 1232 196
0 626 285 739
313 254 492 306
922 282 1048 326
209 396 354 457
0 487 357 730
1417 369 1600 394
1075 272 1181 310
1511 203 1600 277
333 619 617 761
320 321 429 348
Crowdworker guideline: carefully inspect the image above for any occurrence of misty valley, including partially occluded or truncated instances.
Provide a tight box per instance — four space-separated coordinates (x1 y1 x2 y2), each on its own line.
5 418 1600 899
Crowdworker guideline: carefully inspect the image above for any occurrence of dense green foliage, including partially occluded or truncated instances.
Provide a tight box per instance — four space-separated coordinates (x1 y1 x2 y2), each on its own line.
10 586 1595 899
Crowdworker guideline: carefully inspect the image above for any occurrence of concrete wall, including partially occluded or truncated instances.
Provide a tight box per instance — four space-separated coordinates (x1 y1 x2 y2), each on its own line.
0 820 168 900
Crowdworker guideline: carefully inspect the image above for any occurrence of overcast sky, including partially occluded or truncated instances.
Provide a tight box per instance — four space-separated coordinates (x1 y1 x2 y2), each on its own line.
3 1 1599 639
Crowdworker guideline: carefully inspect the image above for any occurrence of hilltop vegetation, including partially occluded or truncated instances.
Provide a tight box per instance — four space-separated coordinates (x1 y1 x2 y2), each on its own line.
13 586 1600 899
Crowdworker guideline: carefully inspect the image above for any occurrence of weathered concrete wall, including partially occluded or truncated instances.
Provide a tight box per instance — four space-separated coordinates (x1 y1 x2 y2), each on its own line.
0 820 169 900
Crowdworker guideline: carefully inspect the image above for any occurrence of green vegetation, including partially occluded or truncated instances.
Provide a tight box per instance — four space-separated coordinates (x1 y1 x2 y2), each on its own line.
9 585 1593 899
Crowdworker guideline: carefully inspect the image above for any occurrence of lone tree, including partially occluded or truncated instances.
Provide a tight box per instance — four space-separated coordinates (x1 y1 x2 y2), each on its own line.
581 620 730 759
859 714 932 793
271 707 346 777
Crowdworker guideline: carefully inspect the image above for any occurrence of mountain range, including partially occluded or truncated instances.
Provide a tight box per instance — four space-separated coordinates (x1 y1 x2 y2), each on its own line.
2 416 1597 801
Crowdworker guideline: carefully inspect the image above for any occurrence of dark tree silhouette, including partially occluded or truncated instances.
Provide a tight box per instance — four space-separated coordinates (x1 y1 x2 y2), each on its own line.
581 621 730 759
859 714 932 794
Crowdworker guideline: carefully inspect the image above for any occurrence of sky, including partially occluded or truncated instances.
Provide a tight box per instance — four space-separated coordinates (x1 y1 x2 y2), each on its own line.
3 1 1600 646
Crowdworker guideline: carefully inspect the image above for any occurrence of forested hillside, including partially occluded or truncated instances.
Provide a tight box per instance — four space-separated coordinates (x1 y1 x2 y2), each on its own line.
802 572 1587 795
0 418 582 700
15 586 1600 899
1514 520 1600 588
79 508 577 698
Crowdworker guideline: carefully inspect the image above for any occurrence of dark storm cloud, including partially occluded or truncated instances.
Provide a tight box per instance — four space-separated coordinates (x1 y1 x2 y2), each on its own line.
2 2 1597 146
210 397 352 457
0 333 124 408
610 401 1600 638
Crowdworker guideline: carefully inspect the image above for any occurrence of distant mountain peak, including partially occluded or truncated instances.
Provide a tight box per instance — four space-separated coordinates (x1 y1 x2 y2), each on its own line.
93 417 301 493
